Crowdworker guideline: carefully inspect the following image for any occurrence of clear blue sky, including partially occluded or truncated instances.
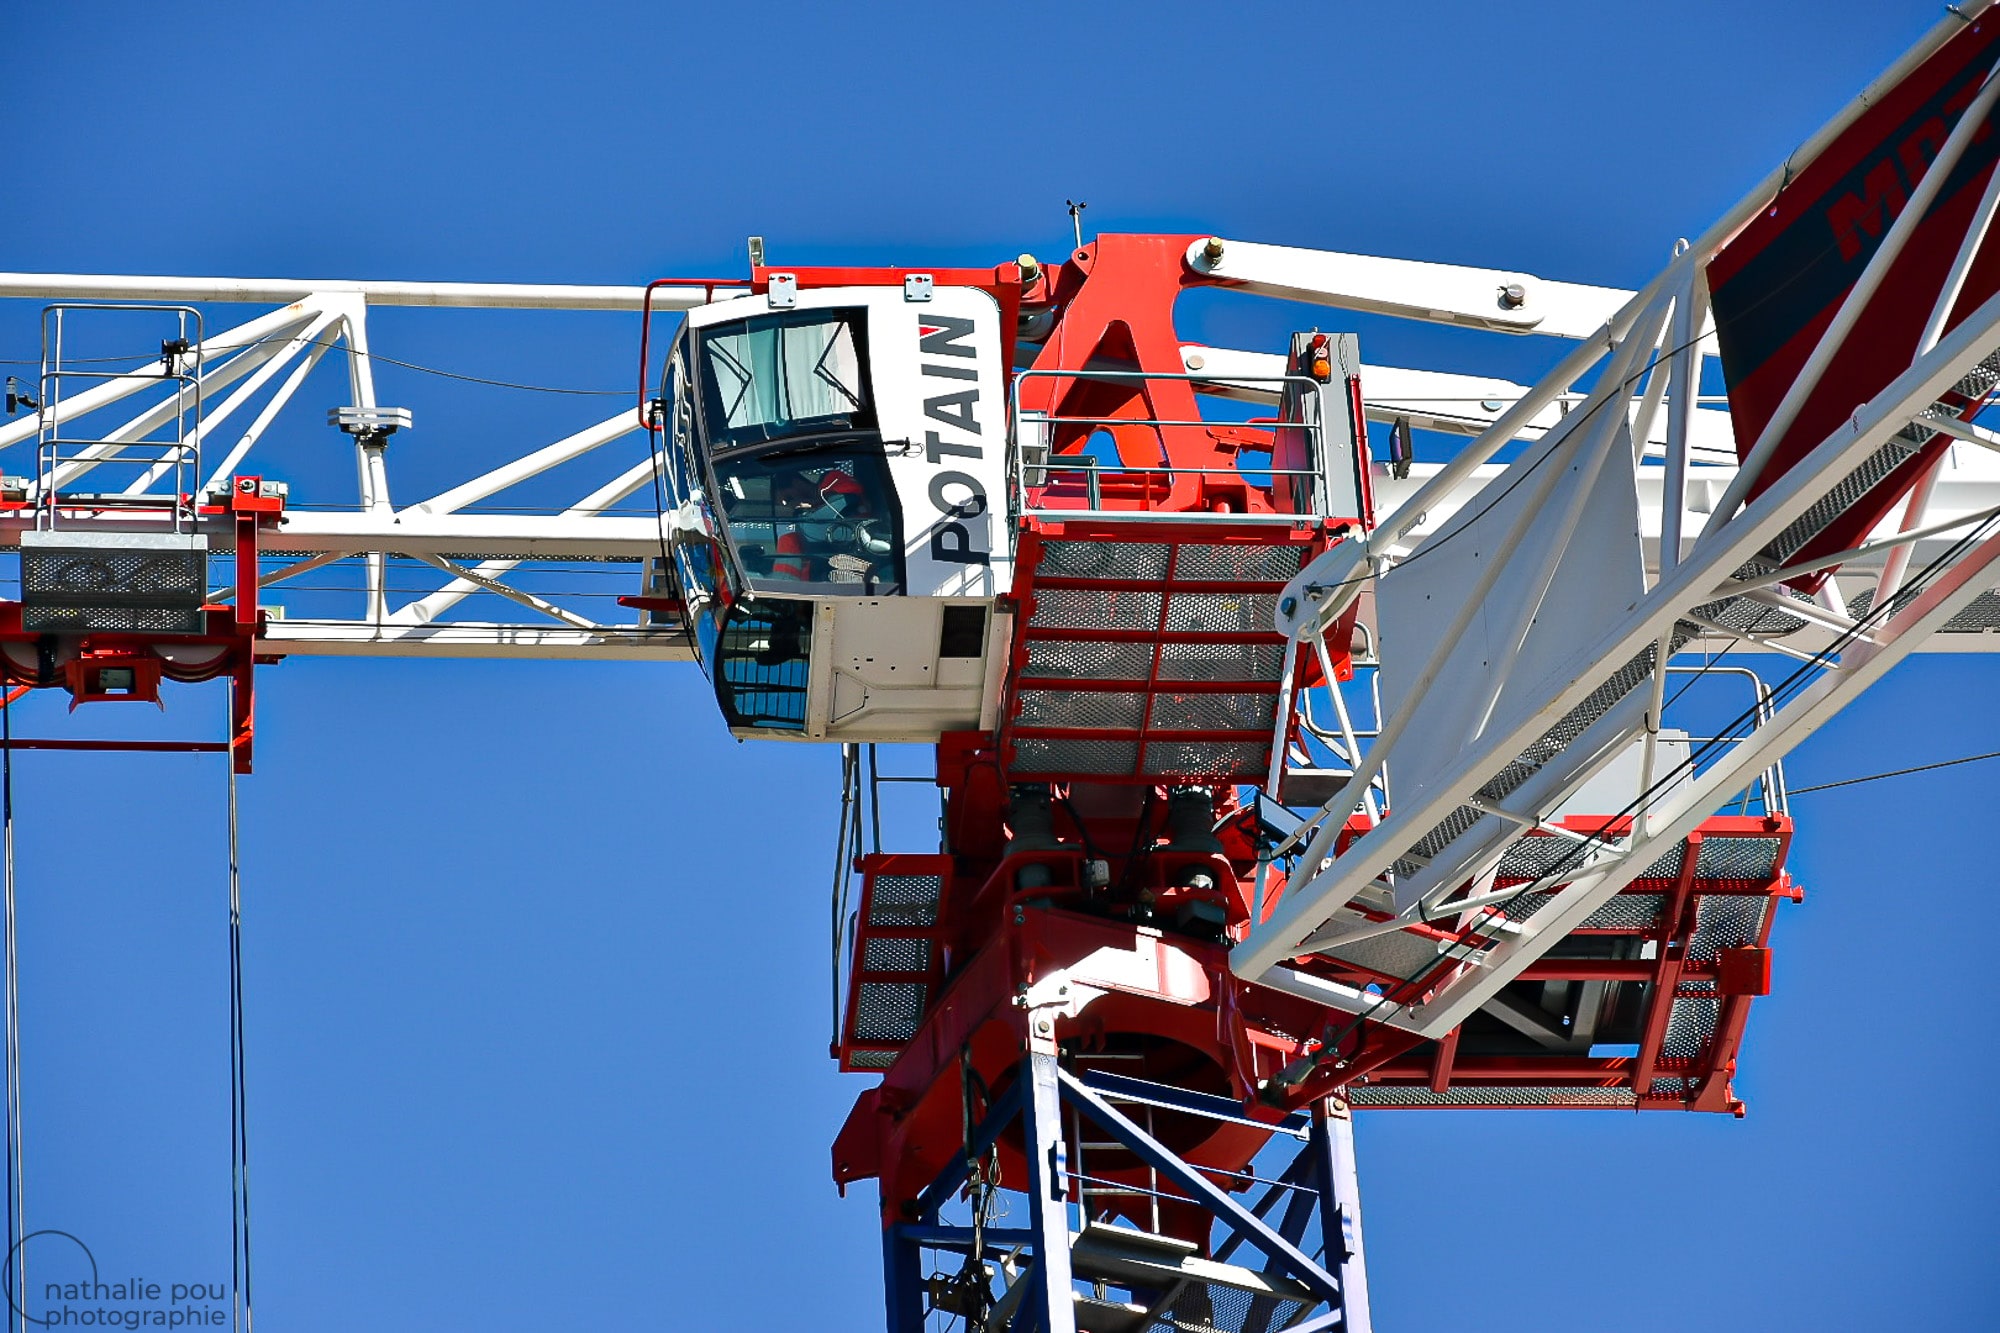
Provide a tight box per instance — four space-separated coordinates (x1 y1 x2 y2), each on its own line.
1 1 1993 1329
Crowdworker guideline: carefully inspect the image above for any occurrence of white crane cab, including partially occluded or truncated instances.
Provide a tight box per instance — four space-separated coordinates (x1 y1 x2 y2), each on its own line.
655 282 1015 743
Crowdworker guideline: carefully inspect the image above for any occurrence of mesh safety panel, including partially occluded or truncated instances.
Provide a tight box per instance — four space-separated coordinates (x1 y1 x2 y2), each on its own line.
1638 844 1686 879
1030 587 1162 630
1759 435 1920 565
21 604 205 633
1578 892 1666 930
1039 539 1170 581
1328 929 1443 979
1347 1084 1636 1107
1144 1282 1308 1333
1142 740 1268 778
1157 641 1288 682
1938 587 2000 630
1389 631 1698 891
21 547 204 597
1691 590 1811 635
867 874 942 928
1164 592 1277 634
846 1050 897 1070
1501 889 1665 929
1015 689 1148 730
1496 837 1574 880
1147 691 1279 731
1956 349 2000 399
1173 543 1305 584
1693 837 1782 879
1661 987 1720 1060
1687 895 1771 959
1850 587 2000 630
1013 737 1141 775
21 545 206 633
852 982 928 1042
1390 802 1484 882
1024 640 1156 681
861 937 932 973
1009 531 1301 783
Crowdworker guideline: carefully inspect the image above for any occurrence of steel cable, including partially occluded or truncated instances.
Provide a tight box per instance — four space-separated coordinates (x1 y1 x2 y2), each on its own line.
2 687 22 1333
226 686 253 1333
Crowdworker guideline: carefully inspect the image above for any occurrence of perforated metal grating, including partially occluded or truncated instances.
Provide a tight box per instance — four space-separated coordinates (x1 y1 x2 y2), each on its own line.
1329 929 1443 979
1691 589 1811 635
861 937 932 974
1038 539 1170 581
1661 990 1719 1060
852 982 928 1043
22 604 205 633
846 1049 897 1070
1164 592 1277 634
1579 892 1666 930
1850 587 2000 631
22 547 204 597
1500 890 1554 923
1147 691 1278 731
1693 837 1782 880
1010 532 1301 782
1639 844 1686 879
21 544 207 634
1143 739 1269 778
1012 737 1141 775
1955 349 2000 398
1389 631 1699 893
1014 688 1149 730
867 875 942 928
1496 837 1575 880
1687 895 1770 960
1029 587 1162 630
1347 1084 1636 1107
1172 543 1305 584
1023 639 1156 681
1504 889 1665 929
1157 640 1288 682
1142 1281 1308 1333
1759 435 1919 565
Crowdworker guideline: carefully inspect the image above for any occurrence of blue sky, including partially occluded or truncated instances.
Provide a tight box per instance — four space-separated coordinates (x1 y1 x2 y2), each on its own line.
1 1 1993 1329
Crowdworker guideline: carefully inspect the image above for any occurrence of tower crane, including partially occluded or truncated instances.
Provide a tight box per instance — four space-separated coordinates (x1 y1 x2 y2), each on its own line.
4 6 2000 1329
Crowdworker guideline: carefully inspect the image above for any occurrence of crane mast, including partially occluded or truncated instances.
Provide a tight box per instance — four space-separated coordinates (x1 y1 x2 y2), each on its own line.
4 6 2000 1328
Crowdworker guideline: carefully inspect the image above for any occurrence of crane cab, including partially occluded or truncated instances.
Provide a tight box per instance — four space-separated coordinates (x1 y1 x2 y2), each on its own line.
655 283 1015 743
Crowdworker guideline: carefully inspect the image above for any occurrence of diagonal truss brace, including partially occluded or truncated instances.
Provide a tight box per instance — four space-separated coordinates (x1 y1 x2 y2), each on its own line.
1238 273 2000 1039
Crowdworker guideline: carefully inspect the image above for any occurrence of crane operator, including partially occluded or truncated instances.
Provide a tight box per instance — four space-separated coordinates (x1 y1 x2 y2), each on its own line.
762 466 896 587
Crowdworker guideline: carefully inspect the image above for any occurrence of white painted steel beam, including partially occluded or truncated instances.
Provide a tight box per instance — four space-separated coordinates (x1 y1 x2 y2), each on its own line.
259 619 693 660
0 274 745 310
1184 238 1639 339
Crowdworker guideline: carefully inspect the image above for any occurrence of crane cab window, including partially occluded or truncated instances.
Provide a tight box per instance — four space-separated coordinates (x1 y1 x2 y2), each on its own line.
715 452 902 594
695 309 876 450
687 306 904 596
704 598 815 733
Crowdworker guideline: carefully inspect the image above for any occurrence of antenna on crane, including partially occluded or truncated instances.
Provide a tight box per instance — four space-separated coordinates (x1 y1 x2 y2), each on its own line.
1065 199 1088 251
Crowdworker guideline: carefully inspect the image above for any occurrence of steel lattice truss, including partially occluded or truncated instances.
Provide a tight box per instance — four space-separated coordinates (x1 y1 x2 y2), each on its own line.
4 267 1997 668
